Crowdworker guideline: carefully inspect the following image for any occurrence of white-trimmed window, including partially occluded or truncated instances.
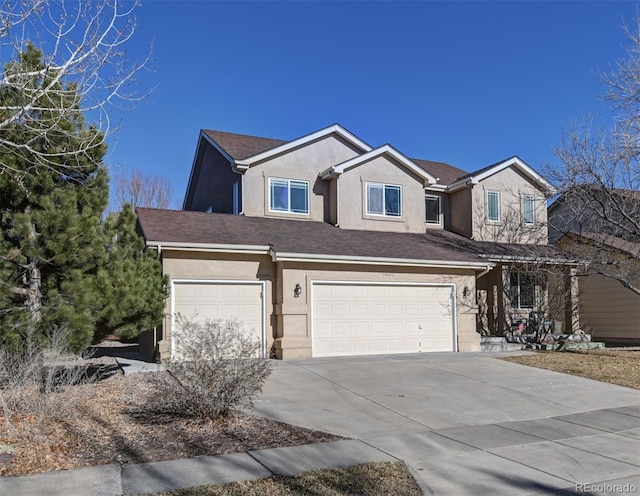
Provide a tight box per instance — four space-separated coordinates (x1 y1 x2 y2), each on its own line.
425 195 441 224
269 178 309 214
366 182 402 218
487 190 500 222
522 194 535 225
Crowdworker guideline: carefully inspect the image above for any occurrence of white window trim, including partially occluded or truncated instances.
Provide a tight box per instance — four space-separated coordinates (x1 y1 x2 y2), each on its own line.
425 194 441 225
365 182 402 218
487 190 501 222
522 194 535 226
268 177 310 215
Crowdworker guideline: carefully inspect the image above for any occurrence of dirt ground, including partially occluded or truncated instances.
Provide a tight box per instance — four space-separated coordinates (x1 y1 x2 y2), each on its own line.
0 359 343 477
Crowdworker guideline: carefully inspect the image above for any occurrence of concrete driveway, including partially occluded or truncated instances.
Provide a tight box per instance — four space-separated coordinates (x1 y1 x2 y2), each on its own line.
253 352 640 495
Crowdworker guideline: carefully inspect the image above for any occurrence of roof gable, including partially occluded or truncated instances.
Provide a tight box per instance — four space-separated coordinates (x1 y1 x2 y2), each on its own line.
449 156 556 195
233 124 373 169
320 145 437 185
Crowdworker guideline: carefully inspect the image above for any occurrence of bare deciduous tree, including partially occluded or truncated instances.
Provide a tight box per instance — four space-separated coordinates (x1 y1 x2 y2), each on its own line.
111 168 173 211
0 0 151 181
547 19 640 296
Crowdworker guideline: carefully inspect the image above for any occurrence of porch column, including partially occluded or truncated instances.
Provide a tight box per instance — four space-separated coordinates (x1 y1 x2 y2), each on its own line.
564 266 580 333
496 263 510 334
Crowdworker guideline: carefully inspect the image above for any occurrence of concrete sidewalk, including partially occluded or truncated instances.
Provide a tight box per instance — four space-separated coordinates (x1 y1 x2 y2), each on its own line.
0 439 395 496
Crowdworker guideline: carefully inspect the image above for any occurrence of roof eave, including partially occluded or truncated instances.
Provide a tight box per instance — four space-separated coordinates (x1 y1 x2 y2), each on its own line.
145 240 272 255
271 250 494 270
238 124 373 167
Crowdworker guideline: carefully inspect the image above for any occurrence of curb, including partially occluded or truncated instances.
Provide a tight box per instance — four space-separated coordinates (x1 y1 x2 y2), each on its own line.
0 440 395 496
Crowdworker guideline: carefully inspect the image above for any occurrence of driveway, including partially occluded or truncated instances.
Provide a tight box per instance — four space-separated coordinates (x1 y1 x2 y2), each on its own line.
253 352 640 495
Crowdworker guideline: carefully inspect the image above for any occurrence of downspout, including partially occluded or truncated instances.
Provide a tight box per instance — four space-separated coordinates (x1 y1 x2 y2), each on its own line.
477 264 492 279
336 176 340 227
239 172 245 215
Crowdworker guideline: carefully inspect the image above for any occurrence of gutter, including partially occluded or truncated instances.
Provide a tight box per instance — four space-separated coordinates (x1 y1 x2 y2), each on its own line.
144 241 497 272
145 241 271 255
269 248 495 270
479 254 581 265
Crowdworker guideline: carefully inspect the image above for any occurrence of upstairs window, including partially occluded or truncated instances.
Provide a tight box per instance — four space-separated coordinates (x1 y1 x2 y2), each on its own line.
522 194 535 225
366 182 402 218
269 178 309 214
425 195 441 224
487 190 500 222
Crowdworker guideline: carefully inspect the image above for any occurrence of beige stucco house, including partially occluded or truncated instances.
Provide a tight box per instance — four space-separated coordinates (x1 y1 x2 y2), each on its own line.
549 191 640 346
136 124 579 361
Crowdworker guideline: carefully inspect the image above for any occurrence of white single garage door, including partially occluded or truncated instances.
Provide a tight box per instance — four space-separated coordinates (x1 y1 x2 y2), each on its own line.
172 281 265 356
312 282 455 357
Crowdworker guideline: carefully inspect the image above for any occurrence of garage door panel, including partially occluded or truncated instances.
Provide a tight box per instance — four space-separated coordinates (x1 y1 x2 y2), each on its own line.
313 283 454 357
173 282 264 357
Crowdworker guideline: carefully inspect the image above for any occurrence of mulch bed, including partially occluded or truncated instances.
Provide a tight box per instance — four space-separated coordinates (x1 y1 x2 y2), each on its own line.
0 357 343 477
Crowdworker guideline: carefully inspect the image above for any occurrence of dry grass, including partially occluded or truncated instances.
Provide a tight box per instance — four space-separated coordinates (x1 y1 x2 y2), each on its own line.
153 461 422 496
501 349 640 389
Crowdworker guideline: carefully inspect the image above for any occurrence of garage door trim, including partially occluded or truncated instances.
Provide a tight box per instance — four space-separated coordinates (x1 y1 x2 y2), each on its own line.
170 279 267 359
310 280 458 357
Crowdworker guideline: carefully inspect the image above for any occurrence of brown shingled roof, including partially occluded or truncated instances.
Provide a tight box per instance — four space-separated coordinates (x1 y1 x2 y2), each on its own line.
412 158 469 186
203 130 287 160
201 129 473 183
136 209 489 265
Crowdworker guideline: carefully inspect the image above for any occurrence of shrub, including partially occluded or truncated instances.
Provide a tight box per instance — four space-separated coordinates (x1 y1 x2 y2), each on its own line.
145 317 272 419
0 325 102 436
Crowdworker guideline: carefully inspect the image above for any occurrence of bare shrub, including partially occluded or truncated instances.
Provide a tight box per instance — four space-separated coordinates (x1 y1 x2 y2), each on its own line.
145 317 272 419
0 326 106 436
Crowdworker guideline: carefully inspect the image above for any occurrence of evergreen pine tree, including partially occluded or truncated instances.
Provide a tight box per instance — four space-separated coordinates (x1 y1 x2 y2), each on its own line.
96 204 166 341
0 44 108 350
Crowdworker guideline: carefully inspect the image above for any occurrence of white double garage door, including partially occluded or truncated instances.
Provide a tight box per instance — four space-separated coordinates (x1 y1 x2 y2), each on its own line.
172 280 456 358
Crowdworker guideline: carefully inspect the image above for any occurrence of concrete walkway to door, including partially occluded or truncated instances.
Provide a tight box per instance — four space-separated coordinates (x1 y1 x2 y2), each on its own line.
253 352 640 495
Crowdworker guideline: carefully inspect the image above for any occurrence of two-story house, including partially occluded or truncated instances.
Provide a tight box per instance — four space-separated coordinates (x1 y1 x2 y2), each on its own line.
136 124 579 361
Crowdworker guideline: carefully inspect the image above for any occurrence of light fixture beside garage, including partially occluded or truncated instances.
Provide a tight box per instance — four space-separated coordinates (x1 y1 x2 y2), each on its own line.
463 286 470 299
294 283 302 298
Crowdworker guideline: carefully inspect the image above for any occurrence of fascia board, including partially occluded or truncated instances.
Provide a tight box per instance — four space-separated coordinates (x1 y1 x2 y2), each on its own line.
183 132 209 209
145 240 271 255
201 131 235 163
474 157 557 195
237 124 373 166
272 250 493 270
332 145 437 184
445 178 477 192
479 253 580 265
425 184 448 192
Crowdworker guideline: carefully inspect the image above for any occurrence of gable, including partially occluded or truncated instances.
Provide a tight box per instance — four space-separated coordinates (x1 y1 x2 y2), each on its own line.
320 145 436 185
234 124 372 169
449 156 555 195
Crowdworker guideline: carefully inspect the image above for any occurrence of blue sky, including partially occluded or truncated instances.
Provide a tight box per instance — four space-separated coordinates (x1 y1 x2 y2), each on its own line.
105 1 638 208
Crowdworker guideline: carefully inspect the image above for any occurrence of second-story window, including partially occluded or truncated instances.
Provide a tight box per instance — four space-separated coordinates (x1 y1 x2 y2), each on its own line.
522 194 535 225
366 182 402 218
425 195 441 224
269 178 309 214
487 190 500 222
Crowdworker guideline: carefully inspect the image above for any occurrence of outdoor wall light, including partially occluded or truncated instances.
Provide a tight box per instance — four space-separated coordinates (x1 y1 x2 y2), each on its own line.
463 286 470 299
294 283 302 298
